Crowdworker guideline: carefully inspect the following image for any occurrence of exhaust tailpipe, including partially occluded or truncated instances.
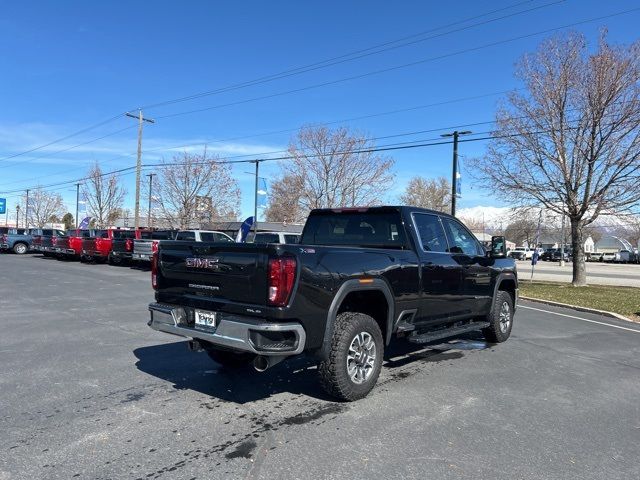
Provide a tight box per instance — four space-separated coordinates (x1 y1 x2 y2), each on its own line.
253 355 286 372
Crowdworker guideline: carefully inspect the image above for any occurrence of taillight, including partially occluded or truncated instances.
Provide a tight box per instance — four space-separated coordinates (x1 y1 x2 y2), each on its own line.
125 239 133 251
151 248 158 290
267 257 296 307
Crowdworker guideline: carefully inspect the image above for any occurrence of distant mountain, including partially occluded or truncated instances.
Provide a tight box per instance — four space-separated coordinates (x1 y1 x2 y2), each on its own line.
457 205 637 232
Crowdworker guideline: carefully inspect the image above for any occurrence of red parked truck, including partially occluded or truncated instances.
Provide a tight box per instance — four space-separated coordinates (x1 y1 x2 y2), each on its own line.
54 229 95 260
80 229 116 263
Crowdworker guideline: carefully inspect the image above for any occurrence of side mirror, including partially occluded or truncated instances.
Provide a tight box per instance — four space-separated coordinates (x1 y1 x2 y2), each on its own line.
490 236 507 258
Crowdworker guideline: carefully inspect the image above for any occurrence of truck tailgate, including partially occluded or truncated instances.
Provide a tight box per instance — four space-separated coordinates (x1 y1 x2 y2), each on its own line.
158 242 275 305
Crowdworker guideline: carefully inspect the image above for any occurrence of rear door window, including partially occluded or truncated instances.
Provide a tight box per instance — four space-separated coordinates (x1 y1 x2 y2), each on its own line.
412 213 448 252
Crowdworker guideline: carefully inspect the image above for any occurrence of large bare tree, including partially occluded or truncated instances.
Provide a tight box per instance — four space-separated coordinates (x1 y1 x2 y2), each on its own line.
264 174 305 223
269 126 394 219
82 163 127 228
22 187 64 228
400 176 450 212
471 32 640 286
152 150 240 229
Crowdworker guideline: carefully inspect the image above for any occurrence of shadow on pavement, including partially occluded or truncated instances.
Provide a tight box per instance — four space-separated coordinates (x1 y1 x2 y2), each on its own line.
134 332 487 404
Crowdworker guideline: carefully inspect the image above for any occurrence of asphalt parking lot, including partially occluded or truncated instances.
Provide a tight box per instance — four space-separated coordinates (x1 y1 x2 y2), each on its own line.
1 253 639 480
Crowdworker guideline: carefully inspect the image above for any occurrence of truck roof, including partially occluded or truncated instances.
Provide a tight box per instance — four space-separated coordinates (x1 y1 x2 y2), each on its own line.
308 205 456 219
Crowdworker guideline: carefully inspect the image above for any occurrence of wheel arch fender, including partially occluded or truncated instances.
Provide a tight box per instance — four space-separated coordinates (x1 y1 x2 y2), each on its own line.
493 272 518 311
317 278 394 360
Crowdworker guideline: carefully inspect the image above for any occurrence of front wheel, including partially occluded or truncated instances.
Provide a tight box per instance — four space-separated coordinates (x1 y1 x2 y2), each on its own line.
318 312 384 401
482 290 514 343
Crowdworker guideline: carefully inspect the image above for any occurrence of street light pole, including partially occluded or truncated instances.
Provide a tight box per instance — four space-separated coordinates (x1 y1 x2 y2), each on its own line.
25 189 30 228
440 130 471 217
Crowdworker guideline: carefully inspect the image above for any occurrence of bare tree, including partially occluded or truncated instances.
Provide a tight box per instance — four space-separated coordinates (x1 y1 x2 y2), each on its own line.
458 215 485 233
400 176 450 212
152 150 240 229
82 163 126 228
272 126 394 217
264 175 306 223
62 212 75 230
471 32 640 286
504 218 539 247
21 187 64 228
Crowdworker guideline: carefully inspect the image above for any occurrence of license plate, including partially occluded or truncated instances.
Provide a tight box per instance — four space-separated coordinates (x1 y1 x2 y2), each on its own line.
195 310 217 328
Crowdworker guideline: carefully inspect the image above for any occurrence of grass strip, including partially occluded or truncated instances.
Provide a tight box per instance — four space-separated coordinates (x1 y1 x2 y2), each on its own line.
519 281 640 322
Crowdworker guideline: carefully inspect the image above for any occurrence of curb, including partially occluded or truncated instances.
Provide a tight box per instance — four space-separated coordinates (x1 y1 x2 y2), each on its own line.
519 296 636 323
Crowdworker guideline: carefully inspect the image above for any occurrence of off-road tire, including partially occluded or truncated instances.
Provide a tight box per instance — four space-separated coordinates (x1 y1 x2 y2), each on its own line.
108 254 122 266
206 348 255 369
13 242 28 255
482 290 514 343
318 312 384 401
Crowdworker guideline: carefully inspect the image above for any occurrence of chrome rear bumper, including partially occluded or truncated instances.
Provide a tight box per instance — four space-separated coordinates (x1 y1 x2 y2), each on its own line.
148 303 306 356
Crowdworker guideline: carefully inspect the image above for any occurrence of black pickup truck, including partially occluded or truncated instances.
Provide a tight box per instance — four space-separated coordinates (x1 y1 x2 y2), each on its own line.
148 206 517 400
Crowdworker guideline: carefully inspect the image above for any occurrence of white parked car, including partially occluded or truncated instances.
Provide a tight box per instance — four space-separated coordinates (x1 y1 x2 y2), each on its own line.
250 231 301 244
175 230 234 242
601 252 617 263
511 246 533 260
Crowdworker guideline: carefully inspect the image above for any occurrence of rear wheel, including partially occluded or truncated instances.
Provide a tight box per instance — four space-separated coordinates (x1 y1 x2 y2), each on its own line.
206 348 255 369
482 290 514 343
318 312 384 401
13 242 28 255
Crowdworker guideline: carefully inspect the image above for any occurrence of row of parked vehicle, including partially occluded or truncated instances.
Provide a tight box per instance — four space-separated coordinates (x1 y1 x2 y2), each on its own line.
506 245 639 263
0 227 302 263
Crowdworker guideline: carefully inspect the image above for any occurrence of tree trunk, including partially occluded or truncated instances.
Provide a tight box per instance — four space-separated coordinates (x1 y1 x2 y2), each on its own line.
570 217 587 286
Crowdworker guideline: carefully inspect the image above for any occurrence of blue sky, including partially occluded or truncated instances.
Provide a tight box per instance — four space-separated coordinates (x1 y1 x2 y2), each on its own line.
0 0 638 221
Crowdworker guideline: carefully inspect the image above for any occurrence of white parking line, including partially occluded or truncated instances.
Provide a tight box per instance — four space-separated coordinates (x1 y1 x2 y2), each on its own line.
519 305 640 333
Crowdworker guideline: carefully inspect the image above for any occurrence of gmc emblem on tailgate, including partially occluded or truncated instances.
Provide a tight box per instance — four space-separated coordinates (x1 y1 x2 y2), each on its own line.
185 257 220 269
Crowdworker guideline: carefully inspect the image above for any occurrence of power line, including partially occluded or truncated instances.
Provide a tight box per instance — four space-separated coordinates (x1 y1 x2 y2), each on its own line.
0 90 513 188
0 114 124 163
154 7 640 120
0 1 548 166
0 124 137 171
1 112 635 195
142 0 558 110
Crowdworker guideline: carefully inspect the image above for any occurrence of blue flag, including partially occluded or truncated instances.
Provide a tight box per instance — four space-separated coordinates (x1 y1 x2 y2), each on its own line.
235 216 254 243
78 216 91 229
257 177 268 208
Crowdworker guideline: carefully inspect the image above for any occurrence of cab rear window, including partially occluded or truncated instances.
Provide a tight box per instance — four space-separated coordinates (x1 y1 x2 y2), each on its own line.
301 212 406 248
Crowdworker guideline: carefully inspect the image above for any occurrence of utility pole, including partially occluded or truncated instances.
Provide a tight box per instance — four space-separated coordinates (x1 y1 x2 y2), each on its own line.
146 173 155 229
253 160 260 235
125 110 155 229
25 189 29 228
440 130 471 217
75 183 80 229
16 205 20 228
